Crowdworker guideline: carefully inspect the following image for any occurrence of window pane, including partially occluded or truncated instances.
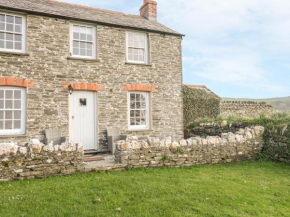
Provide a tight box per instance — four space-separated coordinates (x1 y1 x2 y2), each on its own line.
141 102 146 109
80 49 86 56
0 121 3 130
6 41 13 49
0 14 4 22
15 34 21 42
73 48 79 55
73 41 79 48
87 50 92 57
80 33 86 40
0 100 3 109
136 118 141 125
130 118 135 126
14 90 21 99
15 17 22 25
0 90 4 99
130 93 135 102
87 34 92 41
14 120 21 129
6 23 13 32
87 43 93 50
73 25 79 33
135 110 140 117
6 16 14 23
0 110 3 119
73 32 79 40
140 111 146 118
130 110 134 118
5 120 12 129
5 110 13 119
6 33 13 41
14 110 21 119
80 42 86 49
0 40 4 48
6 90 13 99
136 94 141 101
14 42 22 50
5 100 13 109
0 22 4 31
141 118 146 125
136 102 141 109
0 32 4 40
14 100 21 109
15 25 21 33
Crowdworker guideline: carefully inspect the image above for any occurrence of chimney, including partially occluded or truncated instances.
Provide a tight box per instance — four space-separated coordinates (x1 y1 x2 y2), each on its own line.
140 0 157 21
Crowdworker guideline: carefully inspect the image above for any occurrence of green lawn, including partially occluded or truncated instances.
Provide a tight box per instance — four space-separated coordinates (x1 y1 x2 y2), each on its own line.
0 161 290 217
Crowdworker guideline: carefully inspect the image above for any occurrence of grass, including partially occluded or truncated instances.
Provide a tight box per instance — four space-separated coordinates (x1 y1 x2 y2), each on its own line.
0 161 290 217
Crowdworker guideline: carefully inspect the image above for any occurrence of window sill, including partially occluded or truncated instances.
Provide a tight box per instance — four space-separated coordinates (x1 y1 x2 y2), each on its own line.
0 51 29 56
0 134 28 138
67 57 100 62
126 129 153 132
125 62 152 66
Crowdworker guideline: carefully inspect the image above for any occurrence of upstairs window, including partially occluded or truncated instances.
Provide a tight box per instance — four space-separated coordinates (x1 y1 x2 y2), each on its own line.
126 32 149 64
0 13 26 53
70 24 96 59
128 92 150 130
0 87 26 135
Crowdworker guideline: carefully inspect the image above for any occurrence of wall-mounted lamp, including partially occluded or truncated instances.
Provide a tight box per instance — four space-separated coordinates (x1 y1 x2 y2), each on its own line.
68 84 73 95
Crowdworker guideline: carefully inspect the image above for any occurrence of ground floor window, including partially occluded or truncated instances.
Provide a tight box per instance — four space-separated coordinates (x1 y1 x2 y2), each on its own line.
128 92 150 130
0 87 26 135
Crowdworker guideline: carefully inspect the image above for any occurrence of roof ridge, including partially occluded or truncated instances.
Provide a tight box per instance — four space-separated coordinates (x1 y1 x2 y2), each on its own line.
44 0 142 18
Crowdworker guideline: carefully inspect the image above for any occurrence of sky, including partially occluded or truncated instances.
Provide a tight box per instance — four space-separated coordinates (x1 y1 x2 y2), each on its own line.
58 0 290 99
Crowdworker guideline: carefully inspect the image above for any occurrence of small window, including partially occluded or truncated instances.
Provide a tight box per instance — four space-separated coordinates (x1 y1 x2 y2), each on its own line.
0 87 26 135
128 92 150 130
0 12 26 53
126 32 149 64
70 24 96 59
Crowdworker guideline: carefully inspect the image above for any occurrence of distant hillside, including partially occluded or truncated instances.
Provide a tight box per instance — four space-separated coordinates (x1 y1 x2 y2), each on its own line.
223 96 290 111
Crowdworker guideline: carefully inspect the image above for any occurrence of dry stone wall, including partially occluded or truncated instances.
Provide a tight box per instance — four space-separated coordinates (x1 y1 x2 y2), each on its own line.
115 126 265 168
0 140 84 181
220 101 274 118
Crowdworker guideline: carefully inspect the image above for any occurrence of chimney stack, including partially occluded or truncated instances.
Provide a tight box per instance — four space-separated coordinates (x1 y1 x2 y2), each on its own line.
140 0 157 21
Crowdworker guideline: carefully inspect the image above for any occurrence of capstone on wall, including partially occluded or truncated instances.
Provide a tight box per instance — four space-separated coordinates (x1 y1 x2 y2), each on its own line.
0 140 84 181
220 101 274 118
0 14 183 148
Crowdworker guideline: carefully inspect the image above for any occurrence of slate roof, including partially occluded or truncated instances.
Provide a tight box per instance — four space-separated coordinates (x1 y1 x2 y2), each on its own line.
0 0 183 36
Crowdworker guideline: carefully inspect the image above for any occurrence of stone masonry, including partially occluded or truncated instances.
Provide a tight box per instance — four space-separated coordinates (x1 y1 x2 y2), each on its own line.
0 139 84 181
0 14 184 148
220 101 274 118
115 126 265 168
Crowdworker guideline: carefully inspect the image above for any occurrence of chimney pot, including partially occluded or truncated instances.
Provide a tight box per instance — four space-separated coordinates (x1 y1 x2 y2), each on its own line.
140 0 157 21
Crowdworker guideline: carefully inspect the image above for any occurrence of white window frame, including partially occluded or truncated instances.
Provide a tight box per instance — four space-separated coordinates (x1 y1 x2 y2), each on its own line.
126 32 149 64
70 23 97 59
0 87 26 136
0 11 27 53
128 91 150 130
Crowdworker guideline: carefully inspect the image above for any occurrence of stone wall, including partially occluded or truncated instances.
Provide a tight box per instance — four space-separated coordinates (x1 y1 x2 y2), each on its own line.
115 126 265 168
220 101 274 118
0 140 84 181
184 121 249 139
0 14 183 148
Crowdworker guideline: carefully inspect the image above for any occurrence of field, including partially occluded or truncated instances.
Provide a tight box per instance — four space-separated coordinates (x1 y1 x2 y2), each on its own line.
0 160 290 217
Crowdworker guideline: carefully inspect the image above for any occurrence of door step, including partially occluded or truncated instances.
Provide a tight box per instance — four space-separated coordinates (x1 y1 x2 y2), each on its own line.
84 157 105 162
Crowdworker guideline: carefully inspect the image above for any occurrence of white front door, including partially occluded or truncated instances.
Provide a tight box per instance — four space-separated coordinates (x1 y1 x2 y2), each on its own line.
69 91 97 150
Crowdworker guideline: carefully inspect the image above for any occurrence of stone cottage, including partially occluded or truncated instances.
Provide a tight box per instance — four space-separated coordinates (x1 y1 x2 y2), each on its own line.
0 0 184 152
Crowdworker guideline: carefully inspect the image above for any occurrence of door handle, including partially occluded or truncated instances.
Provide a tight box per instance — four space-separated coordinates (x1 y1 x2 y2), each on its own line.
72 116 75 119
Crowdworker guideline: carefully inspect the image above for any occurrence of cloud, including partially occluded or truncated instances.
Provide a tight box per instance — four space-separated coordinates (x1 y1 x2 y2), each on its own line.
157 0 290 93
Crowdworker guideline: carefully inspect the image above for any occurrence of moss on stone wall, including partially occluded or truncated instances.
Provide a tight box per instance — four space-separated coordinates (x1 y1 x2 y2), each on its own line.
185 112 290 163
183 86 221 126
